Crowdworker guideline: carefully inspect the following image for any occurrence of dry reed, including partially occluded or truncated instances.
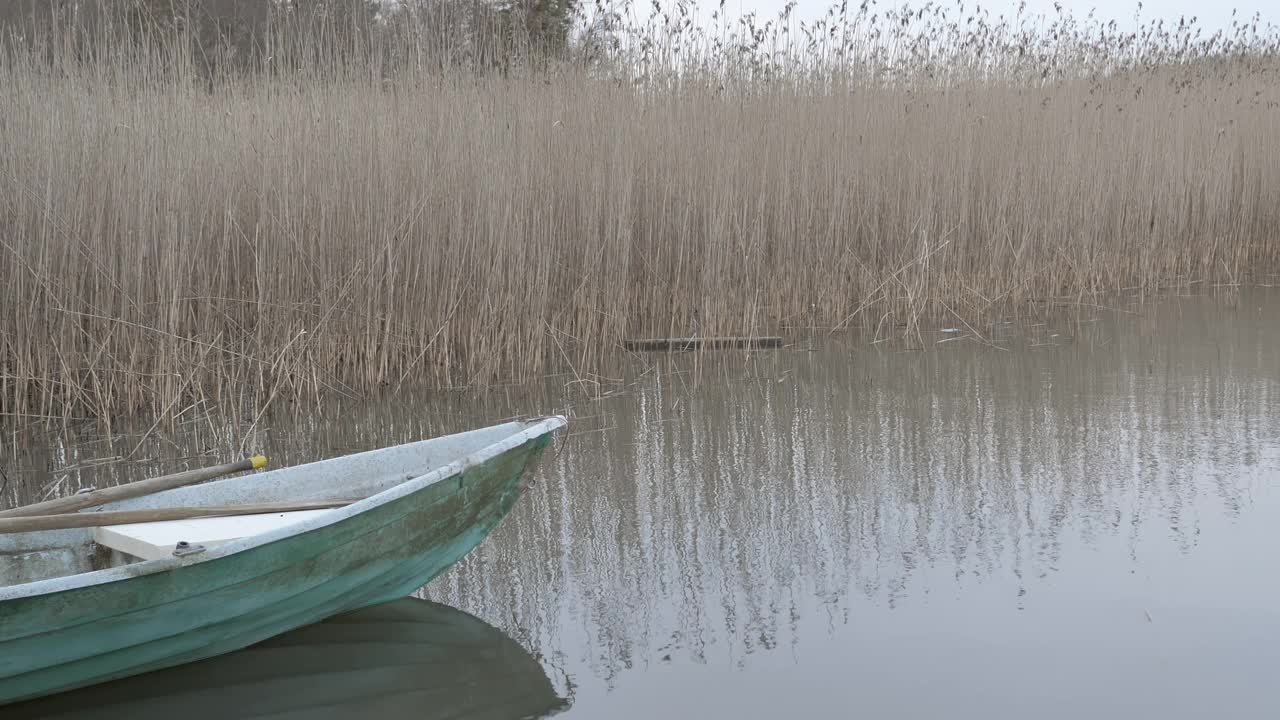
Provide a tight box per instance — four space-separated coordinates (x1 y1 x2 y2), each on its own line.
1 1 1279 424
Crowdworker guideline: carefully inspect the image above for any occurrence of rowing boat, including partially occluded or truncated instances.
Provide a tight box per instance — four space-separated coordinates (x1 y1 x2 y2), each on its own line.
4 596 569 719
0 416 566 705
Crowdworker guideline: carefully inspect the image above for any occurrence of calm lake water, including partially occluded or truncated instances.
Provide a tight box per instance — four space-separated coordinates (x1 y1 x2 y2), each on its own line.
4 291 1279 719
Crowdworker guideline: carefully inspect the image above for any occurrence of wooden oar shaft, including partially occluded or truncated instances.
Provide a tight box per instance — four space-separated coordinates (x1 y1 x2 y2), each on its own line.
0 500 353 534
0 456 269 520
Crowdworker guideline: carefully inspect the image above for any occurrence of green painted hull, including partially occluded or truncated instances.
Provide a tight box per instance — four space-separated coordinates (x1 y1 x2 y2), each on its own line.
5 597 568 719
0 433 554 705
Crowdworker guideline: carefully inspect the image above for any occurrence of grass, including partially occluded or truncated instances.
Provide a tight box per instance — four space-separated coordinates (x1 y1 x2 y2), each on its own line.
1 1 1278 424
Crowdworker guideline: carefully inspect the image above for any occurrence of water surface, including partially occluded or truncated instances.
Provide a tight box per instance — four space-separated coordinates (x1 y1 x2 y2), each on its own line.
4 291 1279 718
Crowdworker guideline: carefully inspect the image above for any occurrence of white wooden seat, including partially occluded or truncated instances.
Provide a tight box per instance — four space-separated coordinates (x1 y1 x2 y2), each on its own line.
93 510 332 561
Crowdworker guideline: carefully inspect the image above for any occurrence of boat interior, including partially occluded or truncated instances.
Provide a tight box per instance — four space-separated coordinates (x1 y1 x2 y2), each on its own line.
0 421 531 590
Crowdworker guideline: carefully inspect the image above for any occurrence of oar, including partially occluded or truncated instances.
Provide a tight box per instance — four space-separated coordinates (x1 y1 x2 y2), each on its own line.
0 499 355 534
0 456 268 520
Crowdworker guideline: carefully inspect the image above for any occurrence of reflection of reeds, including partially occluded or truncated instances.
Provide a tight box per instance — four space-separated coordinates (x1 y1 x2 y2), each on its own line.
2 3 1278 423
427 294 1280 681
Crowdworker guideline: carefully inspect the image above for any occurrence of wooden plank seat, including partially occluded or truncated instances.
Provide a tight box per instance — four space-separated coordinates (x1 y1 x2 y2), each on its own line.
94 510 333 561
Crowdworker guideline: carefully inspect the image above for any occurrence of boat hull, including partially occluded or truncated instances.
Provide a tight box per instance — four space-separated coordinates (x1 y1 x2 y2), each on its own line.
4 597 568 720
0 432 553 705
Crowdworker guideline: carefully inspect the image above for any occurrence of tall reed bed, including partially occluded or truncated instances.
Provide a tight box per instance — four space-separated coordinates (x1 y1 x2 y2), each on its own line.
2 1 1278 424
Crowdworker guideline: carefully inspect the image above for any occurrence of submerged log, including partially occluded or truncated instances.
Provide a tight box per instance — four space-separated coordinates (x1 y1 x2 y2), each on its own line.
622 336 784 352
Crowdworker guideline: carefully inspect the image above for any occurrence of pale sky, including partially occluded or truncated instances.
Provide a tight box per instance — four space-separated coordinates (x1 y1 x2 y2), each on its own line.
716 0 1277 34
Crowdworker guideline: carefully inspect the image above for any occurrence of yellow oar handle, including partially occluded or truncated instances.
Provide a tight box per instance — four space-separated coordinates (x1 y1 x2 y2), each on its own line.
0 456 271 520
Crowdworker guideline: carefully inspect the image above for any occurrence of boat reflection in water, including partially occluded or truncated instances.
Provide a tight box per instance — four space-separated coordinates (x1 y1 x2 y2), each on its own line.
5 598 569 720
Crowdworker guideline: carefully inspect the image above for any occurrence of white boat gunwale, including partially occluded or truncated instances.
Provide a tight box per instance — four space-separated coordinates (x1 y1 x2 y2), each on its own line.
0 415 566 603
